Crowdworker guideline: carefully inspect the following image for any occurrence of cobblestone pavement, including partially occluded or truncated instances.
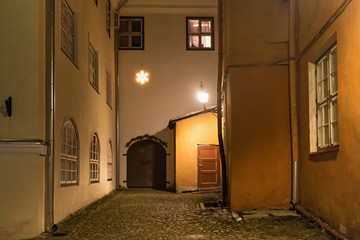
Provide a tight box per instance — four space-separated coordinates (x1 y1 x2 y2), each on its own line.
32 189 337 240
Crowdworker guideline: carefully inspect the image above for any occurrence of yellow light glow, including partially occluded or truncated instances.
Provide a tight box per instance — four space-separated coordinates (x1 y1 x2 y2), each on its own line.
197 91 209 103
136 70 149 85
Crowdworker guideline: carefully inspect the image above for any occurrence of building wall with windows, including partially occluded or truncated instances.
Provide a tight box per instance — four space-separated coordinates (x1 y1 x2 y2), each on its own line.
53 0 116 223
0 0 47 238
118 0 218 189
296 0 360 238
223 0 292 210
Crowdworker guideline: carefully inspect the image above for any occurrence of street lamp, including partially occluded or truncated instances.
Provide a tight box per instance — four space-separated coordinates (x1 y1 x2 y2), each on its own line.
197 82 209 110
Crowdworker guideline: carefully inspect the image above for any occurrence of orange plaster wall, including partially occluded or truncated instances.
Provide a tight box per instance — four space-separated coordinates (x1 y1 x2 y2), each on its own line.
229 66 292 210
297 1 360 238
175 113 218 193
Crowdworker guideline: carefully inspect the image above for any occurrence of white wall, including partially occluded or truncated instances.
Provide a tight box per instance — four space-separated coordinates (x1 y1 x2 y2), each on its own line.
118 0 218 188
53 0 116 223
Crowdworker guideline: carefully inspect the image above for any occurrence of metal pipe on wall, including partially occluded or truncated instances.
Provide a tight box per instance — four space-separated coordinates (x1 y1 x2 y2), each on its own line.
45 0 56 232
289 0 299 206
217 0 228 206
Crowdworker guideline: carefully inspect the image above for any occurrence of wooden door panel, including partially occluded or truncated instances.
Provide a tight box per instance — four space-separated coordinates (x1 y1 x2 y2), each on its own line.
198 145 221 188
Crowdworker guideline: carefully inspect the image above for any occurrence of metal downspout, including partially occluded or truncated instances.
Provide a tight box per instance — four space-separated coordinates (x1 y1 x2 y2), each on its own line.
45 0 56 232
289 0 299 206
217 0 228 206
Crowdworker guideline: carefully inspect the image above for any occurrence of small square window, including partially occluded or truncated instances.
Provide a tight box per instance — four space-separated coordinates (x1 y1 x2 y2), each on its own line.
118 17 144 50
186 17 214 50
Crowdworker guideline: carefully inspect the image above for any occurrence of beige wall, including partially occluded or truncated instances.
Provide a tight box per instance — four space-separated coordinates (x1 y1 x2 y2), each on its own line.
118 0 218 189
228 67 291 210
297 0 360 238
53 0 116 223
175 113 218 193
0 1 46 239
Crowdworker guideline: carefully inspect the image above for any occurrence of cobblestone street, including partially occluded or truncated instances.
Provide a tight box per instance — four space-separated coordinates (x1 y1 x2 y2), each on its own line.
32 189 337 240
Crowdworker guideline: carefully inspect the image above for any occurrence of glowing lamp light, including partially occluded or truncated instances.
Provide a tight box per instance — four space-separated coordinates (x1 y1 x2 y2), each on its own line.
136 70 149 85
197 91 209 103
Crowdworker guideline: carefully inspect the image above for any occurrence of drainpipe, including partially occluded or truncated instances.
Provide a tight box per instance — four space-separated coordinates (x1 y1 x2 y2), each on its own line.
45 0 56 232
115 0 128 189
289 0 299 206
217 0 228 206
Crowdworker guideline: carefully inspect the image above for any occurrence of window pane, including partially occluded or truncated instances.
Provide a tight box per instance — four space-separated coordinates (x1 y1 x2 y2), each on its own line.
201 36 212 48
132 20 141 32
132 36 141 47
201 20 212 33
188 20 199 33
332 122 339 144
323 77 329 99
189 36 199 48
119 36 129 48
120 20 129 32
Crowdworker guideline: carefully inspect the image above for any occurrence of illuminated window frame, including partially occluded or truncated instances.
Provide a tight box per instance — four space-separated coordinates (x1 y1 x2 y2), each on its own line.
186 17 214 51
118 17 144 50
60 118 79 186
61 0 77 65
90 133 100 183
89 42 99 92
107 141 113 181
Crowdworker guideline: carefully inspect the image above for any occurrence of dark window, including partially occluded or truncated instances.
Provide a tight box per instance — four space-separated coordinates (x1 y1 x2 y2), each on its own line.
119 17 144 50
186 17 214 50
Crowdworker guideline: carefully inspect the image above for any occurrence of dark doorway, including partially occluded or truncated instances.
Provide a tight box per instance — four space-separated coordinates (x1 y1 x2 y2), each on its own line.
127 140 166 188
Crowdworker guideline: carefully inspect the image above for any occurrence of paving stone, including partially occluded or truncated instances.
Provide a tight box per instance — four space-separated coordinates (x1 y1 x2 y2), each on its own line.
30 189 337 240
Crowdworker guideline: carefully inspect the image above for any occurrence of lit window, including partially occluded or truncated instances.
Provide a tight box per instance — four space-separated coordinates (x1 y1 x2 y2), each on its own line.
106 0 111 38
61 0 77 63
90 133 100 183
316 45 338 149
107 141 113 181
119 17 144 50
186 17 214 50
309 43 339 152
106 72 112 108
89 42 99 92
60 118 79 186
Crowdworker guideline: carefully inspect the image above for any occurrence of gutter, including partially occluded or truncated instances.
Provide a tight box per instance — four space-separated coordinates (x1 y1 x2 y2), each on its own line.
45 0 56 232
217 0 228 206
115 0 129 189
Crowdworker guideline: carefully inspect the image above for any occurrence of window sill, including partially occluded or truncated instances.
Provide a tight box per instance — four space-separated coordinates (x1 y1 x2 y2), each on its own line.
309 145 339 156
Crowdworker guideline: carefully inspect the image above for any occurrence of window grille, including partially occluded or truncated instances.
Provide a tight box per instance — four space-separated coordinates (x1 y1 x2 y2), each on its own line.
61 0 76 62
60 118 79 186
107 141 113 181
316 45 338 148
106 72 112 108
89 43 99 91
119 17 144 50
186 17 214 50
90 133 100 183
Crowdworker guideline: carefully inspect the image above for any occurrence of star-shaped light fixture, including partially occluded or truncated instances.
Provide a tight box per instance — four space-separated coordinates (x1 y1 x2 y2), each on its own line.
136 70 149 85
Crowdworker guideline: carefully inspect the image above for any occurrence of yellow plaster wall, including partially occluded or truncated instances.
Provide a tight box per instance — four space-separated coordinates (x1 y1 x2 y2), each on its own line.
297 1 360 238
228 67 292 210
175 113 218 193
53 0 116 223
0 1 46 238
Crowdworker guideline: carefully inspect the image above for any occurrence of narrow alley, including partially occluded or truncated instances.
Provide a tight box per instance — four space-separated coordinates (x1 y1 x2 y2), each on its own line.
32 189 336 240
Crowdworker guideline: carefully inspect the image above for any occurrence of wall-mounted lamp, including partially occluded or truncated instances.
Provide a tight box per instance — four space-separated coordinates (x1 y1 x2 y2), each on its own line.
197 82 208 110
136 70 149 85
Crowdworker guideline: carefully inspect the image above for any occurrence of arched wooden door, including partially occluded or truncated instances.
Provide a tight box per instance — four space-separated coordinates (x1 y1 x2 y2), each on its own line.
127 140 166 188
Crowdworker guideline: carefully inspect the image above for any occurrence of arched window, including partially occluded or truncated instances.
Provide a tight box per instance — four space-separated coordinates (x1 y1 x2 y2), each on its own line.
90 133 100 183
107 141 113 181
60 118 79 186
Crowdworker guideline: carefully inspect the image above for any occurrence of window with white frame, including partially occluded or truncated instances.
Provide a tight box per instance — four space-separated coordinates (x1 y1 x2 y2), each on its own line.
186 17 214 50
107 141 113 181
89 42 99 92
119 17 144 50
60 118 79 186
313 44 339 150
90 133 100 183
106 0 111 38
61 0 76 63
106 71 112 108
